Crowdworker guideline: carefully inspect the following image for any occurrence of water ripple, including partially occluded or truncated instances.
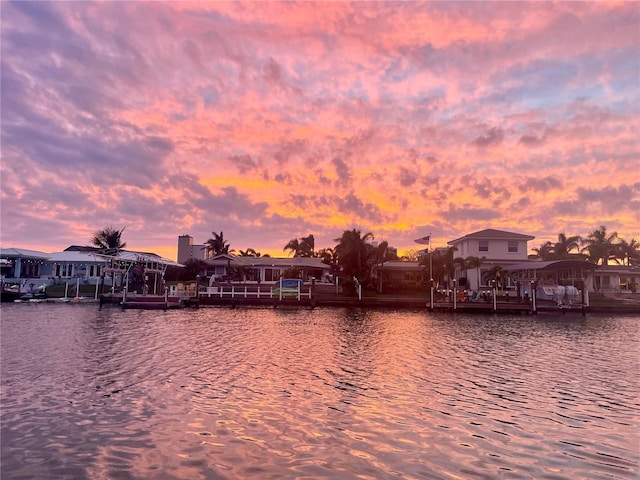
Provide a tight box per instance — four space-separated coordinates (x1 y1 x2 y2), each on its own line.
1 304 638 479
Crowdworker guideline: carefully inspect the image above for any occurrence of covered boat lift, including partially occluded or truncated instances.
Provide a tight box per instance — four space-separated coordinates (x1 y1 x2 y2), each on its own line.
502 259 596 308
96 250 183 296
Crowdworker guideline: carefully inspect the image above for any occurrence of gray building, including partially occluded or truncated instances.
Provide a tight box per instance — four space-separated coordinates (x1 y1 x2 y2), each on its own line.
177 235 206 264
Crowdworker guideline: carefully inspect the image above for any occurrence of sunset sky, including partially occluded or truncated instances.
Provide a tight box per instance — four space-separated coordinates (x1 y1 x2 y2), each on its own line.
1 1 639 261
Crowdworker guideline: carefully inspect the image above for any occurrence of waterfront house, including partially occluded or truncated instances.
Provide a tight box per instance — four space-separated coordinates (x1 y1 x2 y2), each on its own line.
448 229 535 291
204 254 331 284
373 229 537 292
1 245 182 294
0 248 51 288
589 264 640 296
44 246 107 283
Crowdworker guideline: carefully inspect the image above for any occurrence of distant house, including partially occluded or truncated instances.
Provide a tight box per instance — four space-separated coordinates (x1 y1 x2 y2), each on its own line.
589 264 640 295
204 254 330 284
1 245 182 293
0 248 51 286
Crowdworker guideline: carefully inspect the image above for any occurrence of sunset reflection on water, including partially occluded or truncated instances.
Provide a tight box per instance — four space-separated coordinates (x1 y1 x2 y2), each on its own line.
1 304 638 479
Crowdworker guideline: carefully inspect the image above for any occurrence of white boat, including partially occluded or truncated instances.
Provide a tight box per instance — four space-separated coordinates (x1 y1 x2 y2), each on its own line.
536 285 581 307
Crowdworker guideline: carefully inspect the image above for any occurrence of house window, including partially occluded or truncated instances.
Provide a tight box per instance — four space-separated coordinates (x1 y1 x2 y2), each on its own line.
56 263 73 277
265 268 280 282
479 240 489 252
89 265 102 277
508 241 518 253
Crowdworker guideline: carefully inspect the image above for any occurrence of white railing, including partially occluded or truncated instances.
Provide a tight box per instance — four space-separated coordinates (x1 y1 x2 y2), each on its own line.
199 285 311 301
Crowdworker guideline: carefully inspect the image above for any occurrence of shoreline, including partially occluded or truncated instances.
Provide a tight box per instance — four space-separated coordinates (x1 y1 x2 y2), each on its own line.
5 292 639 314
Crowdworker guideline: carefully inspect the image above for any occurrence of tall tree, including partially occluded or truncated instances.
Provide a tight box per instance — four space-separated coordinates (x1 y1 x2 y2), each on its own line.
582 226 617 266
422 246 458 289
91 226 127 252
532 241 554 260
369 240 390 292
486 265 504 288
205 231 230 258
283 238 300 257
334 229 374 280
299 234 315 257
616 238 639 266
552 232 582 259
317 247 339 276
283 234 315 257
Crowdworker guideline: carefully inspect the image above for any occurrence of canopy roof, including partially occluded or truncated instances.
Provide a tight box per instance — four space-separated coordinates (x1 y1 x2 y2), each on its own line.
95 250 183 267
0 248 50 259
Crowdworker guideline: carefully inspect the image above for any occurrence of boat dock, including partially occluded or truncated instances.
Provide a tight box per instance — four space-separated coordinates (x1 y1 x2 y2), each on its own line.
93 280 596 314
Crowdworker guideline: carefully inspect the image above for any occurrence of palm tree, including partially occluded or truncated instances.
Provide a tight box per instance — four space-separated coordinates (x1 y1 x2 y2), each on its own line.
334 229 374 280
90 226 126 295
486 265 504 288
299 234 315 257
368 240 392 292
317 247 339 278
532 241 554 260
238 248 261 257
283 234 315 257
552 233 582 259
283 238 300 257
90 226 127 252
423 246 458 289
582 226 617 266
205 231 230 258
615 238 639 266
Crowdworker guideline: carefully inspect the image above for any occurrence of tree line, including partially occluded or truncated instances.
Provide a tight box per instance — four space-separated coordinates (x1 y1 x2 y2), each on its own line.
531 226 638 266
89 225 639 287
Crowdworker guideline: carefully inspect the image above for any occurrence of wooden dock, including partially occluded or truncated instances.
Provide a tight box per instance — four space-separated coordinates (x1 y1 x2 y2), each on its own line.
98 285 591 315
99 294 187 310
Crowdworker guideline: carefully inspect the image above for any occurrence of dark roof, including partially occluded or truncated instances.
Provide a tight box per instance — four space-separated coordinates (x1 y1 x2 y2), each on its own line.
377 261 423 271
448 229 535 245
64 245 101 252
502 259 597 272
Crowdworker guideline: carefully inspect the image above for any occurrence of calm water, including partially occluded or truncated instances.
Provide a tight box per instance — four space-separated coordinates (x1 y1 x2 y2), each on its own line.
1 304 638 480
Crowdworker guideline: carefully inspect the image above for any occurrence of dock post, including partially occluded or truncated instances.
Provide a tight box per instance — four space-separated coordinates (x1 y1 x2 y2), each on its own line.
164 287 169 310
492 281 497 312
122 285 128 308
531 281 537 314
453 279 457 310
429 279 434 311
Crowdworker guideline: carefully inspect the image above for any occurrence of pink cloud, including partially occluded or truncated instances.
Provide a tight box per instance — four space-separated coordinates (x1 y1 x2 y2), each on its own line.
1 1 638 258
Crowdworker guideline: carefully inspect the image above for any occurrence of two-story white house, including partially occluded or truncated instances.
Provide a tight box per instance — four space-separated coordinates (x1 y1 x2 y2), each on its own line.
448 228 535 290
